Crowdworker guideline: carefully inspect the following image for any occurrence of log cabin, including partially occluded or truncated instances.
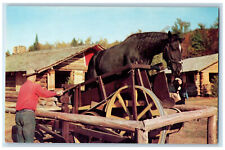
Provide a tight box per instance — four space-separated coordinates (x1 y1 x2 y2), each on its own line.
166 53 218 96
5 44 104 102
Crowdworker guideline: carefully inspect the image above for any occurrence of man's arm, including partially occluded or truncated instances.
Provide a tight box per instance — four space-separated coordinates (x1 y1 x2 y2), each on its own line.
35 84 57 98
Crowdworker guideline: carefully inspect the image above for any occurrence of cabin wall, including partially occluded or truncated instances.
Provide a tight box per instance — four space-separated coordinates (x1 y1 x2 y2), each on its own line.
200 62 218 96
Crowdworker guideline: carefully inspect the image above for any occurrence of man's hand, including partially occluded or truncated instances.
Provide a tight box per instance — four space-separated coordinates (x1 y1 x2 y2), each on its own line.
56 90 64 96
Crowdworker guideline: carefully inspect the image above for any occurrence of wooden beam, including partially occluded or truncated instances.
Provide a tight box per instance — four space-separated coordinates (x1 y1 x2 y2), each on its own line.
5 107 143 132
207 115 218 144
143 106 217 132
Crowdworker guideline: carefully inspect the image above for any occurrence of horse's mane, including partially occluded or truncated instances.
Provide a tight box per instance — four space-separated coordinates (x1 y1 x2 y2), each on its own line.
108 32 180 51
124 32 168 43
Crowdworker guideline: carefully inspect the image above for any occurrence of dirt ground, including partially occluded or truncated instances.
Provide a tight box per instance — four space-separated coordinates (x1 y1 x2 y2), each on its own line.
5 96 218 144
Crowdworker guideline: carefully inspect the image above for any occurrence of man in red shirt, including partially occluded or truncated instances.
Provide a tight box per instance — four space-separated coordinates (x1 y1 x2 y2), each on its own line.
15 69 63 143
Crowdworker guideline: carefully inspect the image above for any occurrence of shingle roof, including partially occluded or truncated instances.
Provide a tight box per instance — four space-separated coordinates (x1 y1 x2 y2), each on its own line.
6 44 103 73
165 53 218 73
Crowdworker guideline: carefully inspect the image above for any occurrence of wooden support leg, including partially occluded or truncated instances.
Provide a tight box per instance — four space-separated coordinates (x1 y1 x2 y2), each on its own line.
62 121 70 143
137 129 148 144
207 115 217 144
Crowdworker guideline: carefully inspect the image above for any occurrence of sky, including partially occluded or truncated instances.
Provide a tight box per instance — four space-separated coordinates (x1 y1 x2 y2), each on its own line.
4 5 218 53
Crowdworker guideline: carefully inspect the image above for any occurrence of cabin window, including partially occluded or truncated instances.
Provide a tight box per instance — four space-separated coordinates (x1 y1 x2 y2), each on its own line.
209 73 218 83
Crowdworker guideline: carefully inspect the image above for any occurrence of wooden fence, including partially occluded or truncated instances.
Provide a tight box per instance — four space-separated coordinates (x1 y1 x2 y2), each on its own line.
5 104 217 144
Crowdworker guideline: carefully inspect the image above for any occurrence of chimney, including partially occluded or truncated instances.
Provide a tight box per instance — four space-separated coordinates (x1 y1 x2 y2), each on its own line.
13 46 27 54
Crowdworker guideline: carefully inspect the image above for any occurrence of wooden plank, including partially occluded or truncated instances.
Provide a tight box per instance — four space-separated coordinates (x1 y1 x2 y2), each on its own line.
5 87 16 91
144 106 217 132
173 105 209 111
5 107 143 132
207 115 217 144
5 98 17 102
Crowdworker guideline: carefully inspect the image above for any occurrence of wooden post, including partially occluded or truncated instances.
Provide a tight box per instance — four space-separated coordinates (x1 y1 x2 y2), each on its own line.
72 87 79 114
131 69 137 120
207 115 217 144
61 92 70 143
47 69 55 90
62 121 70 143
137 129 148 144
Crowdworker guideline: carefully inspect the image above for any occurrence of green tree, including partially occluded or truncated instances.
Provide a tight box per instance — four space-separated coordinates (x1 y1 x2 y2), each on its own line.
171 18 191 35
190 30 205 54
71 38 78 47
33 34 40 50
189 29 212 56
29 34 40 51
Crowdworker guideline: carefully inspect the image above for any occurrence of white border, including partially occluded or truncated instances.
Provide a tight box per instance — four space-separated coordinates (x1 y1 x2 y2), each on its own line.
1 1 224 150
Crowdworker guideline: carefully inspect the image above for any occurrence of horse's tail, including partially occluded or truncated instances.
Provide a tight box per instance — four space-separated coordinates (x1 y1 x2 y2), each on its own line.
86 53 98 80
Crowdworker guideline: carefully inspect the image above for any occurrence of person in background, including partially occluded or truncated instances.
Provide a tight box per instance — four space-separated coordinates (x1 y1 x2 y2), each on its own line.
173 77 188 104
15 69 63 143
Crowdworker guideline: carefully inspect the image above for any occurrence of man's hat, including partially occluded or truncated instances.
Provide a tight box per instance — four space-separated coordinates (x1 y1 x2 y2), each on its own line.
24 69 37 77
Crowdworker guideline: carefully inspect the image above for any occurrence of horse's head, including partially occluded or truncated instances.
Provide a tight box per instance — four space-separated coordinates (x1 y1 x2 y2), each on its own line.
163 31 184 77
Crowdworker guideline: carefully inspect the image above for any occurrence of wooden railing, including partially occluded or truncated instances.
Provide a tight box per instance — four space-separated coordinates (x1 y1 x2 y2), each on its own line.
5 104 217 144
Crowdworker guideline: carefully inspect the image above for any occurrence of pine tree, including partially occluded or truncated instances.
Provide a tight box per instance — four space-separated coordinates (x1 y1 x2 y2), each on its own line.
29 34 40 51
71 38 78 47
33 34 40 50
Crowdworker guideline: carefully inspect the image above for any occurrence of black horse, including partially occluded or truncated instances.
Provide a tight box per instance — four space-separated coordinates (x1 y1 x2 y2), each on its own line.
86 31 184 80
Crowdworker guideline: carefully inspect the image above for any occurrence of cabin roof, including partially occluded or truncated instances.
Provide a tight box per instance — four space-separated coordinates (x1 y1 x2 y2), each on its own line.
165 53 218 73
6 44 104 73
